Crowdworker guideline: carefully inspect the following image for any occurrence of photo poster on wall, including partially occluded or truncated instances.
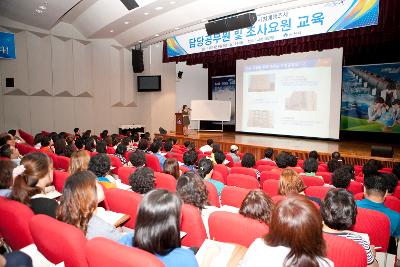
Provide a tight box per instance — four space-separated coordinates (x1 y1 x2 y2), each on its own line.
211 75 236 126
341 62 400 133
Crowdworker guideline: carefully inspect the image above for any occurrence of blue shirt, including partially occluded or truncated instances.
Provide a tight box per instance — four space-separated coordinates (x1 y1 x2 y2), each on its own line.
157 247 199 267
154 152 166 169
207 178 224 196
357 198 400 237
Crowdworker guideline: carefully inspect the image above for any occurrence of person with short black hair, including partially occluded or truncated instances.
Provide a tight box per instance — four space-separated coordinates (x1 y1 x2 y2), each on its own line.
183 140 191 149
88 153 116 188
73 128 80 139
182 150 198 172
241 153 260 180
128 167 154 194
199 139 213 153
321 189 377 267
134 189 198 267
286 154 303 173
164 141 173 152
0 144 21 165
149 141 166 169
363 159 382 176
393 162 400 180
39 136 53 154
309 150 319 161
327 159 343 173
357 174 400 237
100 130 108 140
382 173 398 195
331 167 352 189
274 152 289 169
303 158 319 176
129 150 146 168
85 137 96 153
214 151 226 165
138 139 149 152
33 133 44 149
75 138 85 150
95 140 107 154
263 148 274 161
198 157 224 196
331 151 343 162
114 143 128 166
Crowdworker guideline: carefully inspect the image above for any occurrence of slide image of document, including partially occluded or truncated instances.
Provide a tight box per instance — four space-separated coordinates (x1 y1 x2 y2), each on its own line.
247 110 273 128
285 91 317 111
248 74 276 92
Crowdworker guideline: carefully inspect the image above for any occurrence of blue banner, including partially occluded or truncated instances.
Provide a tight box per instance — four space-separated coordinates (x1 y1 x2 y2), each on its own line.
0 32 15 59
211 75 236 125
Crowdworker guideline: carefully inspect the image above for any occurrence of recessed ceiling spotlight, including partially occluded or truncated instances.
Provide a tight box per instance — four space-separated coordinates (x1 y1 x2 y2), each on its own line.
155 34 159 37
170 1 176 4
138 41 142 43
174 27 180 30
124 21 129 25
144 12 150 15
35 9 44 14
110 29 114 33
155 6 163 10
38 5 47 10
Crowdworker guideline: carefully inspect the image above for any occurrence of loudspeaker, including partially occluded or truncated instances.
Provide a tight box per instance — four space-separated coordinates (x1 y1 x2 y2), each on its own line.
177 71 183 79
6 78 14 87
371 145 393 158
132 50 144 73
120 0 138 10
205 12 257 35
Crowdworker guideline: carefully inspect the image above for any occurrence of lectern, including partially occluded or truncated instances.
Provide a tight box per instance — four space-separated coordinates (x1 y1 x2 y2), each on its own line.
175 113 183 134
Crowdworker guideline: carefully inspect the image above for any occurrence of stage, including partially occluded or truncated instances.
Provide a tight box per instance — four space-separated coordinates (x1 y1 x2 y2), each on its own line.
155 131 399 168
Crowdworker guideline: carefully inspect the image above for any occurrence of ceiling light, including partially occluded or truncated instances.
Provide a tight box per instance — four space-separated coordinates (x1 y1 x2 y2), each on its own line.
38 5 47 10
110 29 114 33
124 21 130 25
174 27 180 30
170 1 176 4
155 34 159 37
155 6 163 10
35 9 43 14
144 12 150 15
138 41 142 43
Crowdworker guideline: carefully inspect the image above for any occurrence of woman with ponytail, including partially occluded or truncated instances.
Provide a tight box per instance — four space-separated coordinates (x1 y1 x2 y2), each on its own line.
198 157 224 196
9 152 58 217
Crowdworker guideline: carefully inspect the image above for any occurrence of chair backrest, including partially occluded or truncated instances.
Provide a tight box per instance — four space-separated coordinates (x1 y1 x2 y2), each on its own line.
316 172 332 184
305 186 331 201
354 165 363 176
355 174 364 183
262 179 280 197
104 188 143 229
108 155 122 175
224 154 234 167
29 214 88 267
18 129 34 146
211 170 225 184
227 173 259 189
213 164 229 182
180 204 207 247
221 186 251 208
56 156 70 171
317 164 328 172
230 167 257 179
354 192 364 200
233 162 242 167
154 172 176 192
106 146 116 154
145 154 162 172
208 211 269 247
300 175 324 187
347 180 363 194
117 167 136 185
256 159 276 167
324 233 367 267
53 170 70 192
260 171 281 185
15 143 37 155
86 237 164 267
0 197 34 250
353 207 390 252
205 181 220 207
168 152 184 163
384 195 400 214
393 185 400 199
256 165 274 173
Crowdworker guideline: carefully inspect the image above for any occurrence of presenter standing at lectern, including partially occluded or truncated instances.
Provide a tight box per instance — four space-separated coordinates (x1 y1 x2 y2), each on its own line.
182 105 191 136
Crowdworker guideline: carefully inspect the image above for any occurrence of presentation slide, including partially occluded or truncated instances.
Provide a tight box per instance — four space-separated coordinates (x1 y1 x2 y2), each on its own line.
236 48 343 139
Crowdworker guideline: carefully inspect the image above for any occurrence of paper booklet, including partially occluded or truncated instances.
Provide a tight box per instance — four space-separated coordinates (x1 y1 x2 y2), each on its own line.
196 239 247 267
96 207 130 227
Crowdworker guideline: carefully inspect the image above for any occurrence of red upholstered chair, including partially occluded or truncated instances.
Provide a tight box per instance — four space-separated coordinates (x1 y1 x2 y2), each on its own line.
221 186 251 208
393 185 400 199
297 159 304 168
154 172 176 192
347 180 363 194
124 151 132 163
53 170 69 192
227 173 259 189
305 186 332 201
256 165 274 173
262 179 280 197
104 188 142 229
355 174 364 183
260 171 281 186
106 146 116 154
108 155 122 175
224 154 234 167
181 204 207 248
256 159 276 167
45 152 58 167
353 207 390 252
380 168 393 173
233 162 242 167
213 164 229 182
18 129 34 146
208 211 269 247
300 175 324 187
145 154 162 172
117 167 136 185
15 143 37 155
384 195 400 214
56 156 70 171
211 170 225 184
316 172 332 184
354 165 363 176
0 197 34 250
324 233 367 267
168 152 183 163
354 192 364 200
317 164 328 172
86 238 164 267
29 214 88 267
205 181 220 207
179 165 189 174
230 167 258 179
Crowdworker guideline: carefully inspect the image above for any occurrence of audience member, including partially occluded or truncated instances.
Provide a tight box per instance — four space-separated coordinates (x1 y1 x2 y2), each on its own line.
183 150 198 172
303 158 319 177
327 159 343 173
274 152 289 170
240 194 332 267
321 189 377 267
0 160 15 197
393 162 400 179
0 144 21 165
132 133 140 146
95 140 107 154
198 157 224 196
149 141 166 169
138 139 149 152
73 128 81 139
331 151 343 162
164 141 173 153
75 138 85 150
129 149 146 168
163 158 180 179
68 150 90 175
100 130 108 140
228 145 241 163
176 172 208 210
286 154 302 172
56 171 132 246
122 137 134 152
33 133 44 149
382 173 398 196
8 129 24 143
64 136 77 158
239 189 274 225
309 150 320 161
214 151 226 165
9 152 58 217
331 167 352 189
263 148 274 161
114 143 128 166
85 137 96 153
54 138 66 156
199 139 213 154
183 140 191 150
134 189 198 267
128 167 154 194
363 160 382 176
0 133 15 148
357 174 400 237
39 136 53 153
241 153 260 180
88 153 115 188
